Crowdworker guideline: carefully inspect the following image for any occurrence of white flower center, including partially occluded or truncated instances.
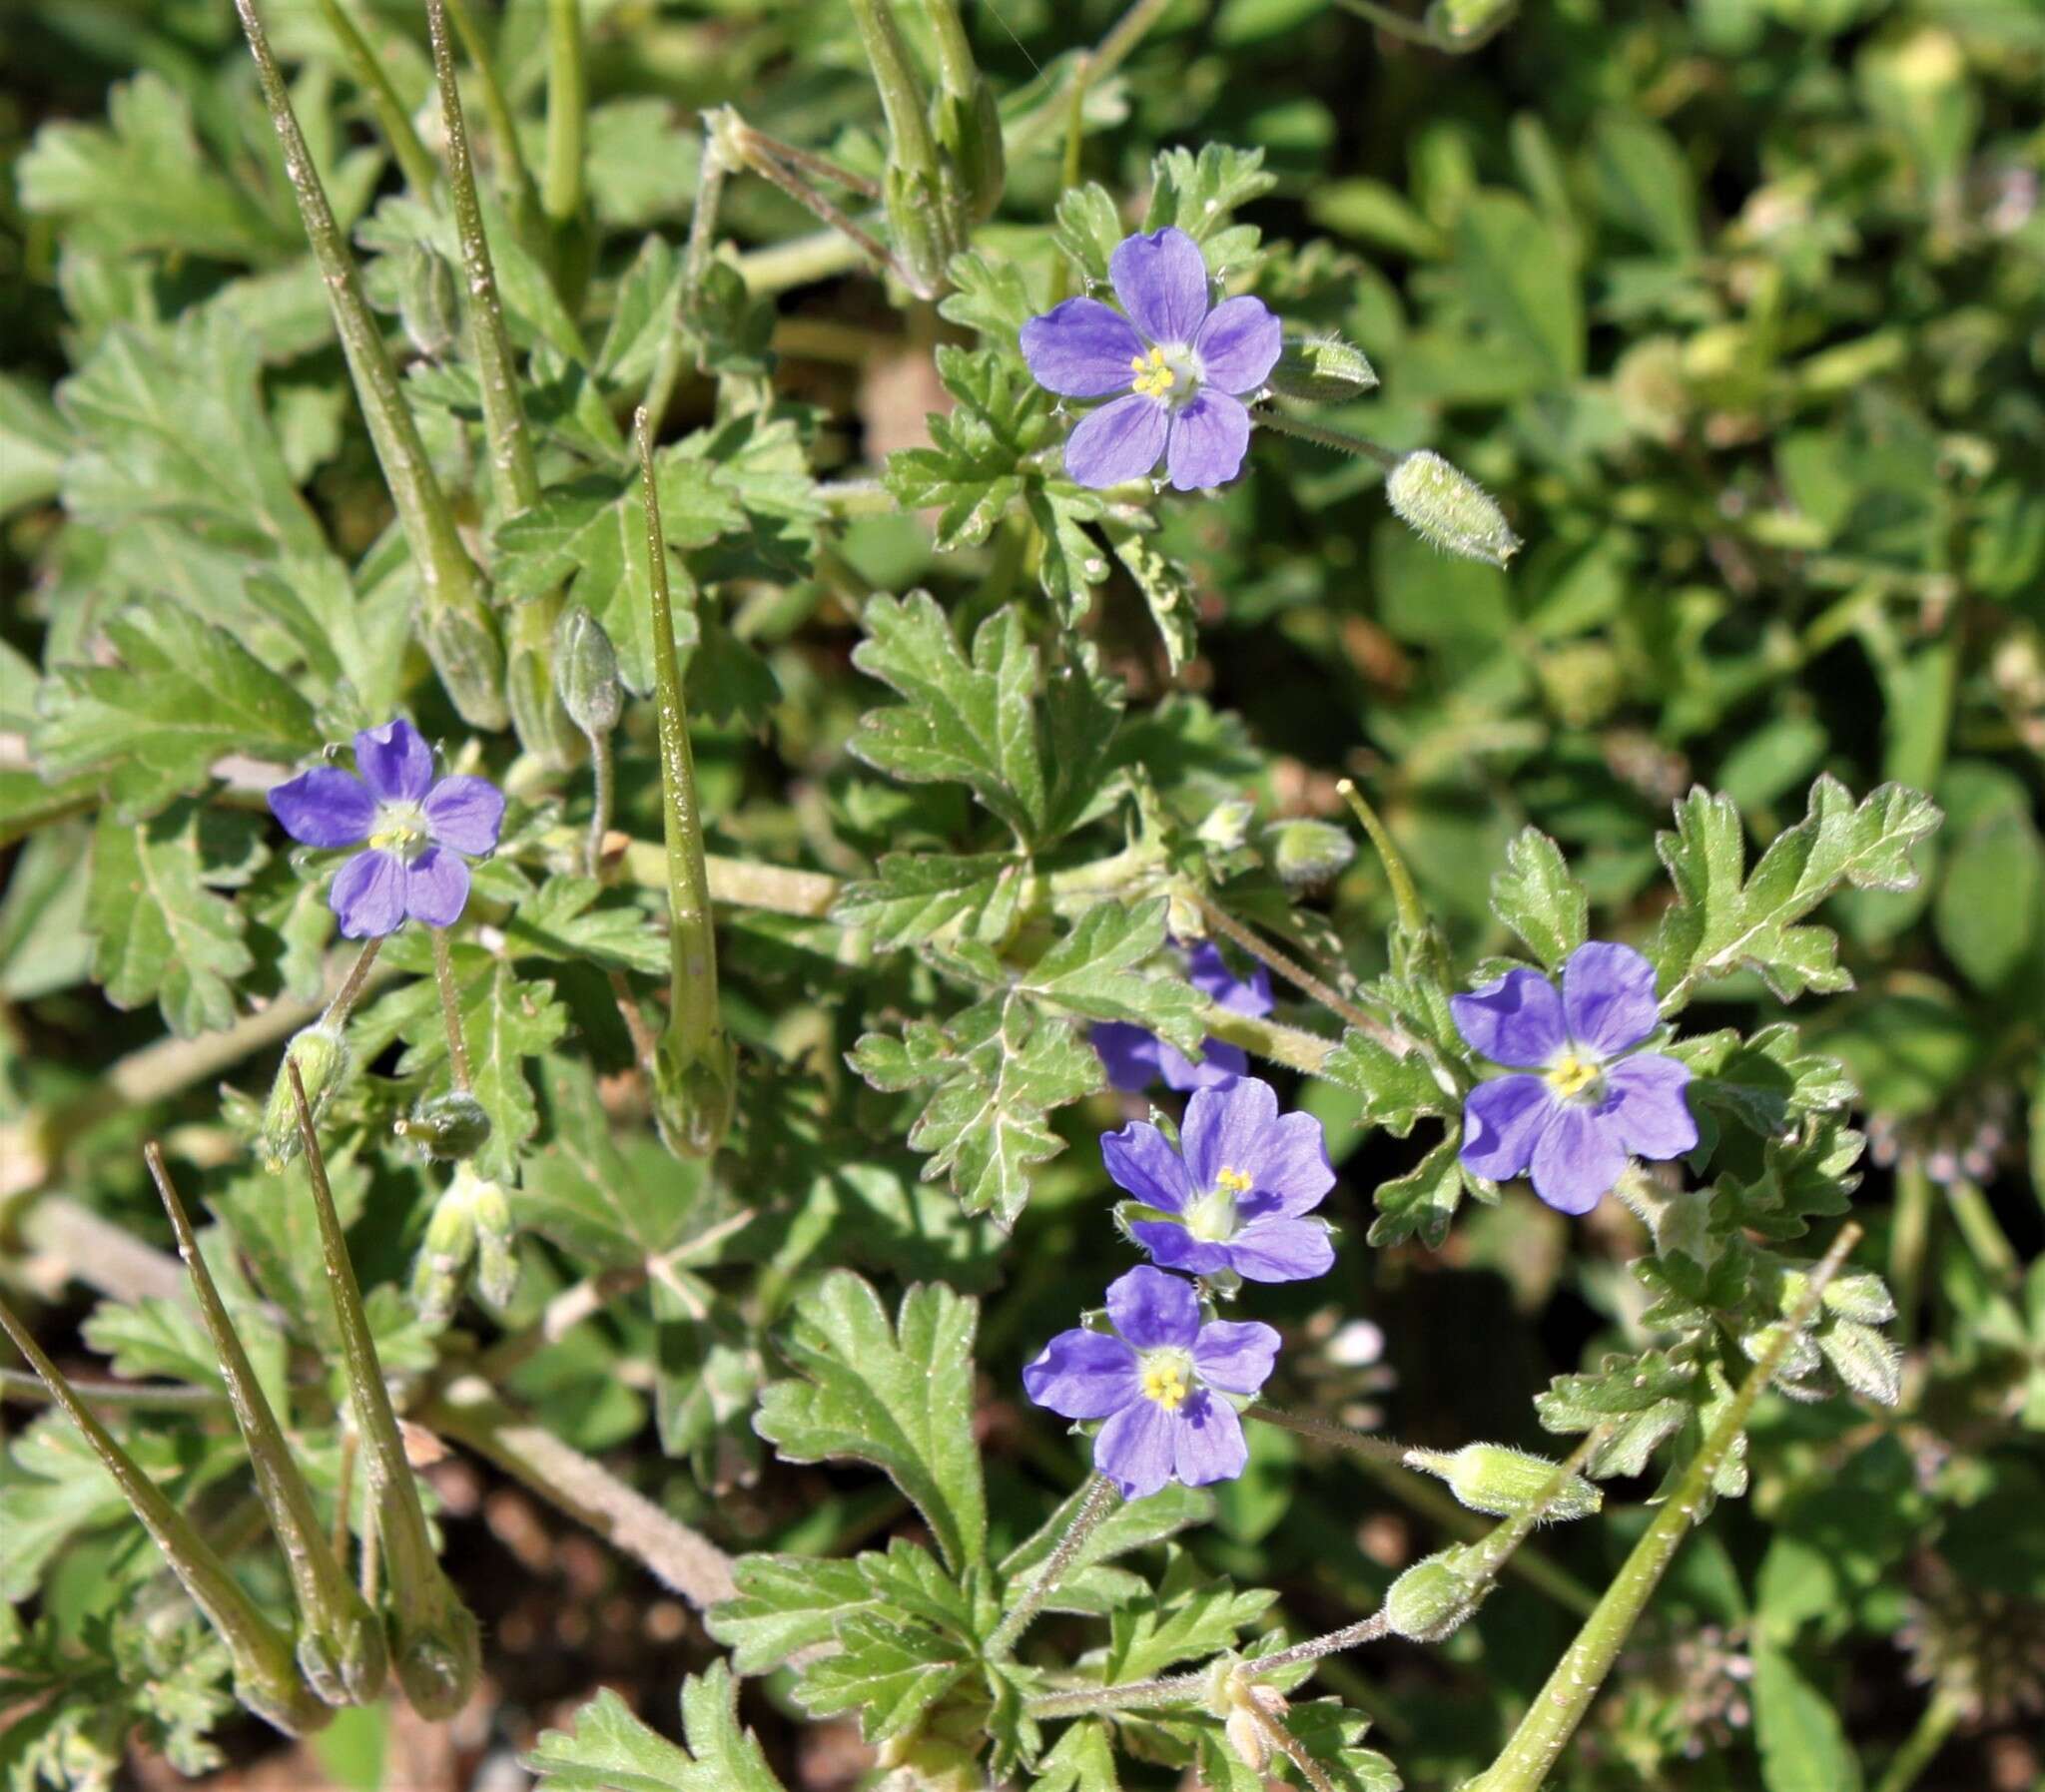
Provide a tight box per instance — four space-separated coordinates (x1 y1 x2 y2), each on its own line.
369 801 429 861
1129 343 1202 406
1185 1167 1253 1240
1547 1050 1604 1101
1139 1349 1194 1411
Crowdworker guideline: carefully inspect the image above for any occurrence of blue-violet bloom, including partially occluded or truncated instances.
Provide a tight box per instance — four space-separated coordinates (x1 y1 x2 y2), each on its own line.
1104 1075 1336 1283
1453 941 1699 1216
270 719 504 939
1022 1265 1279 1499
1020 226 1280 491
1092 940 1275 1092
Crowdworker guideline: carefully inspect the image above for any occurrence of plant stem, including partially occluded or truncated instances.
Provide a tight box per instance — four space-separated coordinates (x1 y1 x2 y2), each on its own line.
287 1057 480 1719
428 926 473 1093
844 0 938 181
1256 1611 1391 1671
1330 0 1443 45
1335 780 1429 940
1247 1402 1409 1467
145 1143 386 1706
0 1294 325 1736
1189 886 1404 1047
313 0 440 198
1890 1156 1934 1352
542 0 586 230
322 936 384 1031
439 0 541 232
1945 1176 2020 1287
988 1475 1118 1659
233 0 505 730
0 1366 225 1412
1465 1225 1865 1792
1870 1687 1963 1792
1254 406 1400 469
1200 1004 1339 1076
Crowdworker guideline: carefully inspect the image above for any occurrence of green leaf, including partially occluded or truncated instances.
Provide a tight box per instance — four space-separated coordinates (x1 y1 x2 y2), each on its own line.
526 1665 786 1792
1107 526 1200 674
882 350 1044 549
84 804 256 1038
503 875 668 975
1031 1720 1121 1792
1017 898 1207 1052
706 1554 873 1674
832 853 1022 949
1280 1700 1402 1792
1000 1482 1213 1617
849 592 1123 850
850 995 1103 1227
1103 1549 1276 1682
1051 184 1128 285
1933 799 2041 991
0 373 69 517
1453 191 1584 384
794 1610 971 1742
1536 1349 1698 1479
1590 112 1701 258
1316 1032 1454 1140
754 1272 988 1569
1144 144 1279 271
1490 828 1590 969
1752 1643 1863 1792
1365 1133 1471 1250
940 252 1039 342
1652 776 1941 1008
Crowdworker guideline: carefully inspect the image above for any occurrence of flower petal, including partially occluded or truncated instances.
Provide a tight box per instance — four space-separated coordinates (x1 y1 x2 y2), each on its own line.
1108 226 1210 346
1181 1076 1281 1189
268 767 375 849
403 847 471 927
1022 1328 1141 1419
353 718 434 802
1186 940 1273 1018
1156 1037 1250 1092
1192 1320 1281 1396
1127 1221 1234 1277
1164 390 1251 491
1094 1396 1176 1499
1604 1054 1699 1160
330 848 406 938
1020 297 1147 397
1460 1074 1555 1183
1562 941 1661 1056
1104 1265 1200 1352
1063 392 1168 488
1091 1022 1165 1092
422 776 505 856
1528 1104 1628 1215
1451 968 1568 1066
1193 296 1281 395
1225 1217 1335 1283
1169 1391 1248 1489
1101 1118 1199 1213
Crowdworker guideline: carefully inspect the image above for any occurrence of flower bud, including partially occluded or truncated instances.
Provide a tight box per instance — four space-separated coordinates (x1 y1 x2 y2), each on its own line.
409 1176 477 1328
262 1027 349 1171
1198 799 1256 854
1821 1272 1898 1326
1265 334 1379 403
399 241 459 361
1386 1546 1485 1641
882 164 966 303
1818 1318 1902 1408
555 605 624 737
396 1091 492 1163
471 1175 519 1309
652 1033 739 1160
417 602 509 732
1410 1444 1603 1524
1267 819 1357 892
1385 450 1522 568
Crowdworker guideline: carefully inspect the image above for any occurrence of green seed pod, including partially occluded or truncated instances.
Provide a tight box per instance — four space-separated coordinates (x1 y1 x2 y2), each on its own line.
1268 818 1358 892
555 604 624 737
1265 334 1379 403
651 1033 740 1161
1385 450 1523 568
506 644 581 773
1386 1546 1485 1641
399 241 460 361
1413 1444 1603 1524
389 1585 482 1722
397 1090 493 1163
297 1598 389 1711
417 601 510 733
262 1027 349 1172
470 1175 519 1309
882 163 965 302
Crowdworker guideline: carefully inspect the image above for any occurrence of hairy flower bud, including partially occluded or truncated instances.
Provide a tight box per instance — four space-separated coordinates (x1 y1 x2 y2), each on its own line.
409 1176 477 1327
555 604 624 737
1386 1546 1485 1641
1818 1318 1902 1407
1386 450 1522 567
1820 1272 1898 1326
471 1175 519 1309
1198 800 1256 854
262 1027 349 1171
396 1091 493 1163
1410 1444 1603 1523
399 241 459 361
1265 334 1379 403
416 602 510 733
1268 819 1357 892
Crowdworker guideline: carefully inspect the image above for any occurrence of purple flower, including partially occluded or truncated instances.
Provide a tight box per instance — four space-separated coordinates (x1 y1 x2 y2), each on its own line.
1020 226 1280 491
269 719 504 939
1103 1076 1336 1283
1452 941 1699 1216
1022 1265 1278 1499
1092 940 1274 1093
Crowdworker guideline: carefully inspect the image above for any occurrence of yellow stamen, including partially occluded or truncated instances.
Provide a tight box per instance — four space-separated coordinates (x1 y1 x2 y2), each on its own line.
1141 1359 1189 1411
1548 1053 1601 1099
1216 1167 1254 1194
1129 345 1176 399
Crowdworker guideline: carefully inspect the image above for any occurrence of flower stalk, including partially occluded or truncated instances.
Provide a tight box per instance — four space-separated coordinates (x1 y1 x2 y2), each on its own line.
312 0 439 198
1464 1225 1865 1792
638 409 737 1157
543 0 592 305
438 0 541 238
287 1057 481 1719
233 0 506 730
143 1144 387 1707
428 927 473 1095
0 1294 330 1738
987 1475 1119 1660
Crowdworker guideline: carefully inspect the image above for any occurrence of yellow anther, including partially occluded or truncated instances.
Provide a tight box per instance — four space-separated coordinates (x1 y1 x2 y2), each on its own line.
1141 1358 1190 1411
1547 1053 1601 1099
1129 345 1177 399
1216 1167 1254 1194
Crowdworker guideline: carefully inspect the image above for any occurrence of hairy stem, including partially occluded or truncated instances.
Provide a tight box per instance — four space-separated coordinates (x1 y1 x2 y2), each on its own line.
439 0 541 232
988 1475 1118 1659
429 927 473 1093
1465 1226 1865 1792
322 936 384 1031
1253 406 1400 468
1189 887 1405 1048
